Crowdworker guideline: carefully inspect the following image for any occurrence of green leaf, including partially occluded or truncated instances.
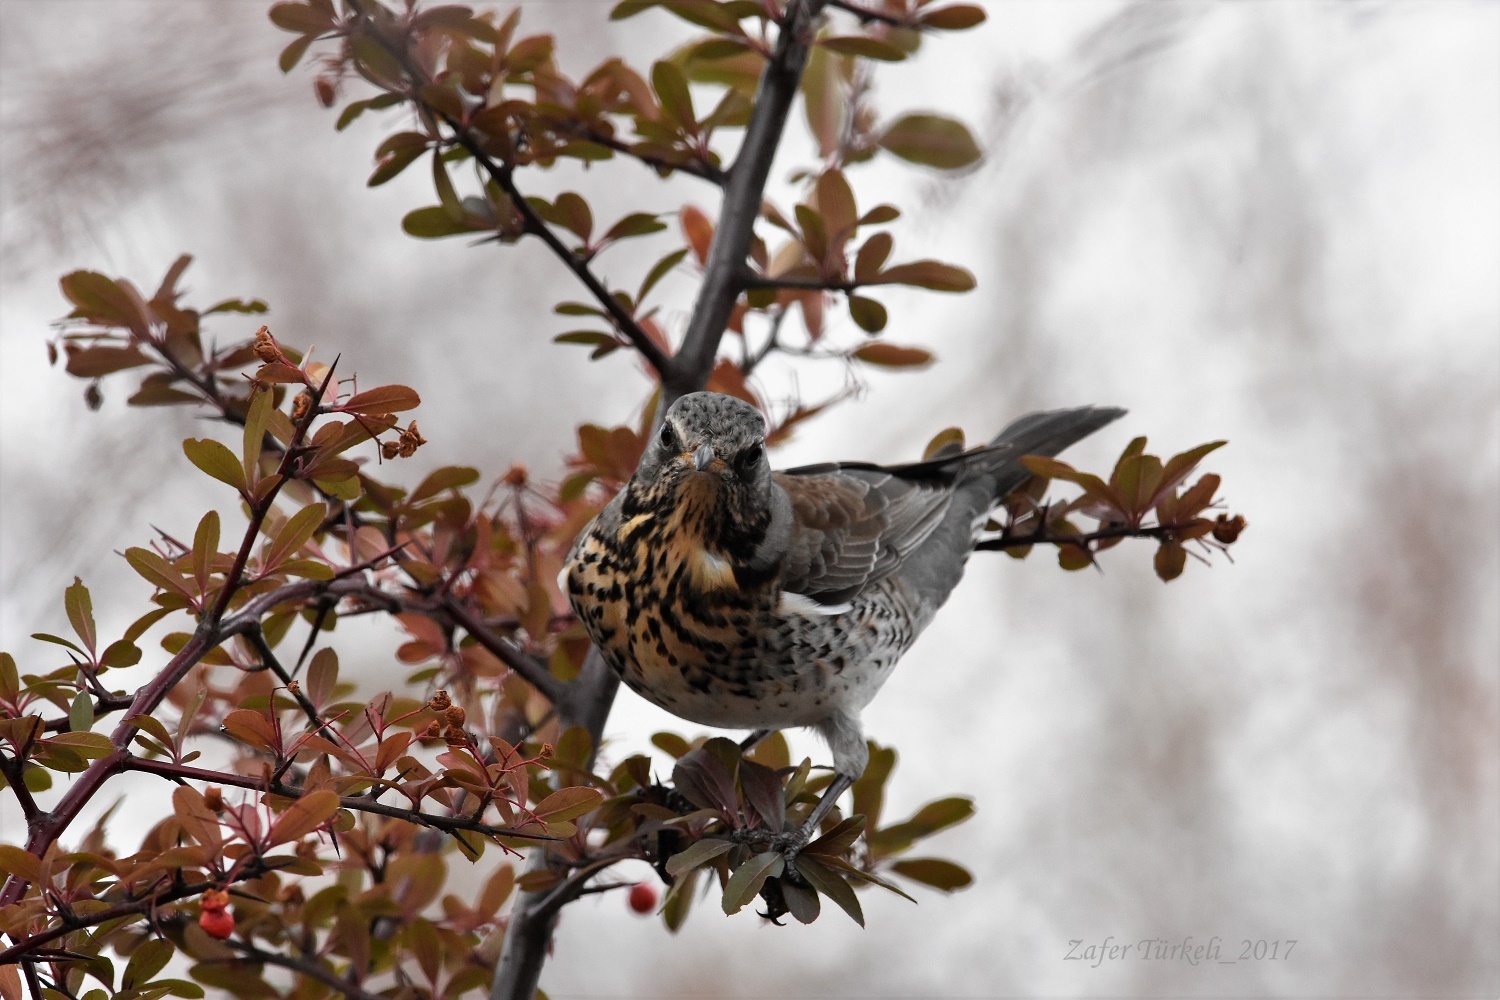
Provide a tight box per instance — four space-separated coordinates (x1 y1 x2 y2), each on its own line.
794 857 863 926
721 851 783 914
65 577 96 655
819 36 907 61
664 838 734 878
402 205 483 238
192 510 220 593
651 60 695 130
183 438 247 494
638 248 689 303
122 937 174 989
873 260 976 292
879 112 983 170
848 296 887 333
890 857 974 891
124 548 194 599
243 388 273 482
69 692 94 733
1154 541 1187 582
278 31 317 73
264 503 327 572
99 640 141 668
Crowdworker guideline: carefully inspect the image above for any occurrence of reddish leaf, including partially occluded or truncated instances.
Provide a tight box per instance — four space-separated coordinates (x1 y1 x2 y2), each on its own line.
879 113 982 170
852 343 933 368
873 260 976 292
268 790 340 845
340 385 421 415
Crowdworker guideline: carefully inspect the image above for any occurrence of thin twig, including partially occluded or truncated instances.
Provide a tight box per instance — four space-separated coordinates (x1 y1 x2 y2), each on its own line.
225 940 388 1000
440 598 564 704
121 756 555 844
348 8 676 382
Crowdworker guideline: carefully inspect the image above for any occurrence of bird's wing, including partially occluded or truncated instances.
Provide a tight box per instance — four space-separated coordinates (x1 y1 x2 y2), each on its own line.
773 462 958 604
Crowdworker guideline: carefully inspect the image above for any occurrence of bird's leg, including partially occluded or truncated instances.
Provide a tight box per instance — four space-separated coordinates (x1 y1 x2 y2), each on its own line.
778 711 867 859
738 728 774 754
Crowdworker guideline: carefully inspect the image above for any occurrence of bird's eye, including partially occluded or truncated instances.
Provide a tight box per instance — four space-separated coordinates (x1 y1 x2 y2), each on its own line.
659 422 677 450
735 442 763 470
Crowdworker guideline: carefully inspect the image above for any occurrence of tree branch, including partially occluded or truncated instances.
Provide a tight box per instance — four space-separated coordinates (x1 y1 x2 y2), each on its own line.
744 271 863 293
440 597 564 704
121 755 554 844
564 123 727 186
348 6 677 382
827 0 909 28
666 0 831 403
974 521 1180 552
225 940 389 1000
490 5 829 1000
0 369 334 908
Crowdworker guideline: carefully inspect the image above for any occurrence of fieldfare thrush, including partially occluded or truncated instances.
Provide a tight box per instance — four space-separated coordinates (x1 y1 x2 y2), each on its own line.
564 392 1124 842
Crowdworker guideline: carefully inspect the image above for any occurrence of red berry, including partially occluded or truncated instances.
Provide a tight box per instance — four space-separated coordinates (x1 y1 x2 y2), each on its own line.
199 907 235 940
627 882 657 915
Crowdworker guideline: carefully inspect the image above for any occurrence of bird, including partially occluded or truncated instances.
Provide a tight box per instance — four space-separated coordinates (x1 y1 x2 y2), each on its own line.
562 391 1124 844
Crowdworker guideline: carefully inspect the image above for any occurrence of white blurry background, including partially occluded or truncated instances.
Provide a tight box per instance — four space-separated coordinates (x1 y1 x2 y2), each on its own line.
1 1 1497 996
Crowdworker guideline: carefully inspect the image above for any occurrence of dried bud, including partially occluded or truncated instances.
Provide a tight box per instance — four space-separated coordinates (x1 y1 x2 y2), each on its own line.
291 392 313 421
428 690 452 711
252 326 280 363
396 422 428 458
1212 513 1247 544
295 839 320 860
381 440 401 460
442 724 467 743
420 720 444 740
203 787 225 813
278 883 305 906
285 679 300 696
537 743 554 759
444 705 467 727
502 464 528 487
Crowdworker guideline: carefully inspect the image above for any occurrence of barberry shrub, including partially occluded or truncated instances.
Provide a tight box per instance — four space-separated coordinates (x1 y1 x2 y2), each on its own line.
0 2 1243 998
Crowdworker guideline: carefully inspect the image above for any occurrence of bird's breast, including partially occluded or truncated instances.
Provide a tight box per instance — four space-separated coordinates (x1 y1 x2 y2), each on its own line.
565 498 780 705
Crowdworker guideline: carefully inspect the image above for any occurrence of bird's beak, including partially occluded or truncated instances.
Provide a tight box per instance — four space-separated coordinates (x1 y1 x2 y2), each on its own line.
692 444 715 471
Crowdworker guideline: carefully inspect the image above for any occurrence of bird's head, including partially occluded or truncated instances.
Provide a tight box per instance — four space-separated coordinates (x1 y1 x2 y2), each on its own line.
635 391 770 497
625 391 789 580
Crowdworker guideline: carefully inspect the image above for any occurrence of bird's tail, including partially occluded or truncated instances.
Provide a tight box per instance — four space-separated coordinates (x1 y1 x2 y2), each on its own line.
966 405 1127 501
893 405 1125 617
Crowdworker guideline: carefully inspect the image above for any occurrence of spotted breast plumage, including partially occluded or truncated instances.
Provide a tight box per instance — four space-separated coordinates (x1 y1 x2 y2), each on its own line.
564 392 1123 832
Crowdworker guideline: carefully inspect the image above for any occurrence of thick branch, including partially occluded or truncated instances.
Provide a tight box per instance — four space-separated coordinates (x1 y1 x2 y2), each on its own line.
490 6 829 1000
666 0 830 403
